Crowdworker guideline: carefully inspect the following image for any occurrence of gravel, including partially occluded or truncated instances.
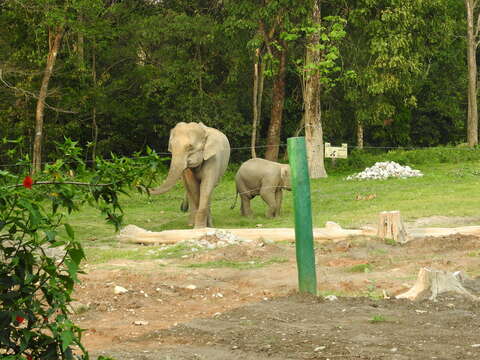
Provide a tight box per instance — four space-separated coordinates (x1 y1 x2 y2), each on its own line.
179 229 253 250
346 161 423 180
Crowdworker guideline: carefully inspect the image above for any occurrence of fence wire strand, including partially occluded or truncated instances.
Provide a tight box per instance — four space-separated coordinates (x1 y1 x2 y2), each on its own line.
2 141 480 170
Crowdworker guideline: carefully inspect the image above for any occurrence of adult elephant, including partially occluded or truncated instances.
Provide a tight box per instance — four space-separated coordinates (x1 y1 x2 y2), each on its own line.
150 122 230 228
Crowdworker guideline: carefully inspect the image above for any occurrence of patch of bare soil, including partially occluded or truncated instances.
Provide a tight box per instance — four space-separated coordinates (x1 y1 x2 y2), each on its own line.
73 234 480 360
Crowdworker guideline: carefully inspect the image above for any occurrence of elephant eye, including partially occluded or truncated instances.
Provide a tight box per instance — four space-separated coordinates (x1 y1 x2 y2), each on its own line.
185 144 194 151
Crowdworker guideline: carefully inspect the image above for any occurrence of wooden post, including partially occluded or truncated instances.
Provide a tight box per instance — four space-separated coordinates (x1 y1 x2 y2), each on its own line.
288 137 317 295
377 211 407 244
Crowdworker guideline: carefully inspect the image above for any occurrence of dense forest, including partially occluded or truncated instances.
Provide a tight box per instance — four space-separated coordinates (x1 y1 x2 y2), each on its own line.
0 0 475 168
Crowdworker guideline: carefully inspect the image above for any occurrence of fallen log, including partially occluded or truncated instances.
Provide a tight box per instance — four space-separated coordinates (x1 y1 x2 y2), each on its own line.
396 267 479 301
117 221 480 246
117 222 377 245
408 225 480 238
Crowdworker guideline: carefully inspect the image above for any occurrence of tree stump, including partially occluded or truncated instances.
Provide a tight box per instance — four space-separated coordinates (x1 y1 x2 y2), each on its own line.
396 267 479 301
377 211 407 244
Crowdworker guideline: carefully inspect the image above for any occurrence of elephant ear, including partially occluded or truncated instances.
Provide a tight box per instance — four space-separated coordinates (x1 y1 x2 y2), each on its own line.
199 124 218 161
203 131 218 161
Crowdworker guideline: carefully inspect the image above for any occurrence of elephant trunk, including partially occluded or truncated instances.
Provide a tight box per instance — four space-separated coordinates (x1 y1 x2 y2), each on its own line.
150 155 186 195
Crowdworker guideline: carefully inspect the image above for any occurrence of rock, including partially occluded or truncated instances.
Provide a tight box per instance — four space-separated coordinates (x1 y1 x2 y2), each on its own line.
114 285 128 294
133 320 149 326
346 161 423 181
325 221 342 231
185 284 197 290
68 301 89 314
179 229 252 250
324 295 338 301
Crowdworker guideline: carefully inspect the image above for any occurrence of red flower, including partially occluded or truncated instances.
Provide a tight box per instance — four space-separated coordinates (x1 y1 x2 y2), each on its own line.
16 315 25 324
26 355 33 360
22 176 33 189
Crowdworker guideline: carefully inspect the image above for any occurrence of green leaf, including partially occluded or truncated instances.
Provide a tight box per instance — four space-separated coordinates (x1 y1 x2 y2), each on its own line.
61 330 73 352
64 224 75 240
69 247 85 266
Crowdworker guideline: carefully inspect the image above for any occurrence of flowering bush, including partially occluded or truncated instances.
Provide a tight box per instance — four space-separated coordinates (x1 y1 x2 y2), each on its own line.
0 139 161 359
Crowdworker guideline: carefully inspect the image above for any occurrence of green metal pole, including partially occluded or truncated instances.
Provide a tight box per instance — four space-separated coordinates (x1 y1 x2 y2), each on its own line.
287 137 317 295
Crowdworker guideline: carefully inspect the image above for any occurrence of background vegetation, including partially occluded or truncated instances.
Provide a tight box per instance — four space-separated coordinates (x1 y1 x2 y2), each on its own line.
0 0 473 166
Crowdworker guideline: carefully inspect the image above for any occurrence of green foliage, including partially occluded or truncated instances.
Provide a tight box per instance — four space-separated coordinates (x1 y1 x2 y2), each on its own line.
0 139 159 358
0 0 474 172
289 15 349 89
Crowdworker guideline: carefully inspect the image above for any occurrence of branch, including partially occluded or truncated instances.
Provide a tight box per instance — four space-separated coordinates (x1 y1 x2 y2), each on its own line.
0 69 78 114
259 21 273 56
475 9 480 38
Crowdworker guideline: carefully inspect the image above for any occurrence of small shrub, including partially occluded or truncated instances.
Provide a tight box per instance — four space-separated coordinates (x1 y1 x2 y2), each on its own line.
0 139 158 359
369 315 387 323
347 263 372 273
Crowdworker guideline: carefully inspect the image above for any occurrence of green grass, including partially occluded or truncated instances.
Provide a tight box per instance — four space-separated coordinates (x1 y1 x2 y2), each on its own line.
184 257 288 270
84 243 196 264
347 263 372 273
369 315 387 323
63 159 480 263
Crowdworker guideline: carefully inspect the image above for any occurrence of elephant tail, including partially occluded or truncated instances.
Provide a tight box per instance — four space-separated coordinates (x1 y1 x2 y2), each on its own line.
180 194 189 212
230 190 239 210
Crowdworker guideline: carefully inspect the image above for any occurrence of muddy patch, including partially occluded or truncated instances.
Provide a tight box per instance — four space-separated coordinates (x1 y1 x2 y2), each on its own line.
74 232 480 359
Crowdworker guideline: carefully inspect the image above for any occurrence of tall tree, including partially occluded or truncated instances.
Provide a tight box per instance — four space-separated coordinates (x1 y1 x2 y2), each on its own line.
251 44 265 158
263 21 289 161
32 27 64 174
303 0 326 178
465 0 479 146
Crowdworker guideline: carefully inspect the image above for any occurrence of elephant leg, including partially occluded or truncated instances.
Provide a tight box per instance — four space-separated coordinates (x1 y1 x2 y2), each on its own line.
207 210 213 227
260 188 277 218
237 182 253 217
240 195 253 217
274 190 283 217
195 180 214 228
182 169 200 227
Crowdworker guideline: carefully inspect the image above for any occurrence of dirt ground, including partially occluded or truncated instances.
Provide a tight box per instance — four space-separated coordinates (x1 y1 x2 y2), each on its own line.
72 229 480 360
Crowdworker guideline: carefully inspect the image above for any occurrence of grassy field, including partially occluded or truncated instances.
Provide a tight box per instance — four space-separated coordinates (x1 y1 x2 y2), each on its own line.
68 160 480 254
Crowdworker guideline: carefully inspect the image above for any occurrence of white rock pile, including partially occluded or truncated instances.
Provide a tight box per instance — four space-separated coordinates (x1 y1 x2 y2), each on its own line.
180 229 253 250
346 161 423 180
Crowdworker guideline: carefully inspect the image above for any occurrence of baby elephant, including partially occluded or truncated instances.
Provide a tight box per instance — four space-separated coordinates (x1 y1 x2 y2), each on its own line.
232 158 291 218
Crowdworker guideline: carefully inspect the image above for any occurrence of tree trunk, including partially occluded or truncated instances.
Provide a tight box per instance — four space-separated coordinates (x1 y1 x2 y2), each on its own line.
396 268 478 301
304 0 327 178
77 15 84 68
356 120 364 149
265 42 287 162
377 210 407 244
466 0 478 147
251 48 266 159
32 26 64 174
91 36 98 167
252 48 260 158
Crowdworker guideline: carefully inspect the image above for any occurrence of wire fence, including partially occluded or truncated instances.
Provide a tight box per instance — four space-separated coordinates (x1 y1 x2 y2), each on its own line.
2 141 480 170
